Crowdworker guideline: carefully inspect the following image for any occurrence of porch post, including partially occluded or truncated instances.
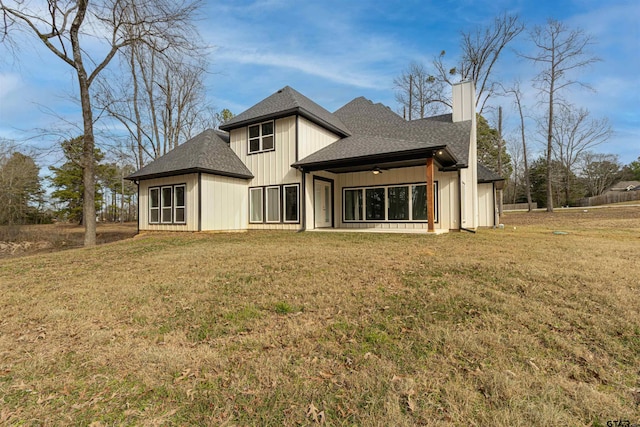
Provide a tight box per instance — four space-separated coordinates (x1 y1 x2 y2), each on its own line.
426 157 435 232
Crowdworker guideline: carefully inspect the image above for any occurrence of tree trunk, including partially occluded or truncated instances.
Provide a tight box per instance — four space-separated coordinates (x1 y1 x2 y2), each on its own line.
564 167 571 206
130 47 145 169
546 82 554 212
70 0 97 246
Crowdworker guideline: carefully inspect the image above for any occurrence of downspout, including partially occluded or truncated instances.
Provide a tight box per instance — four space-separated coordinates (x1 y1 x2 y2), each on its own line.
298 168 306 232
458 169 475 234
198 172 202 231
136 180 140 234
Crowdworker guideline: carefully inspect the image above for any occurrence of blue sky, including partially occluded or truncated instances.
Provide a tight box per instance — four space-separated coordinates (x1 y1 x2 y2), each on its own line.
0 0 638 166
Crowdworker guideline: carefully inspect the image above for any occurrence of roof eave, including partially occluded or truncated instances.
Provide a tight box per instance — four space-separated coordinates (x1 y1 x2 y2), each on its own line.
126 167 254 181
293 145 454 172
220 107 351 137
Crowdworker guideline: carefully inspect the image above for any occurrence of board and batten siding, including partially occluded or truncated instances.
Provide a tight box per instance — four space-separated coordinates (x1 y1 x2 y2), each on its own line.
297 116 341 161
332 166 459 231
230 116 299 186
138 174 199 231
229 115 302 231
477 183 496 227
200 174 248 231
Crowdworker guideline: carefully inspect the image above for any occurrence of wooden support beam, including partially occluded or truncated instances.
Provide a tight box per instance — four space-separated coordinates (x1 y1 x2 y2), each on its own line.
426 157 435 232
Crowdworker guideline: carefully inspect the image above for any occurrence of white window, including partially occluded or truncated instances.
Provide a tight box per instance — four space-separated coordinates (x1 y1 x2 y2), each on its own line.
149 188 160 224
343 183 438 222
248 121 275 154
149 184 186 225
174 185 186 224
344 189 363 221
266 186 280 223
161 186 173 223
283 184 299 223
249 187 264 223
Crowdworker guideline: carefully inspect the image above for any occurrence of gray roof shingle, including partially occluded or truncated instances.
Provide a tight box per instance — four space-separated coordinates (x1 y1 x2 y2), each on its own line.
220 86 351 137
126 129 253 181
477 163 504 182
294 97 472 169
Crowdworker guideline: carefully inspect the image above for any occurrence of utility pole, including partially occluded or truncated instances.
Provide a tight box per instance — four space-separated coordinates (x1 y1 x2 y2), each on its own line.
408 75 413 121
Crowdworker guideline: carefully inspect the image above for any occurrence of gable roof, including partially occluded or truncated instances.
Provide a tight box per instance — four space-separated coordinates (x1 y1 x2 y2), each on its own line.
126 129 253 181
293 97 471 171
219 86 351 137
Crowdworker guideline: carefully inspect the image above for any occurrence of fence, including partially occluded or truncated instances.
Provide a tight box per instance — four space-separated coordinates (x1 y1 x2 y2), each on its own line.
577 191 640 207
503 202 538 211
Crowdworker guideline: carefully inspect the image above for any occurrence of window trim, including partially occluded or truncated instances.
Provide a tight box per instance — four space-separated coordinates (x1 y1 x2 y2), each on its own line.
247 120 275 154
160 186 173 224
249 187 264 223
265 186 281 223
342 181 438 223
149 187 160 224
283 184 300 223
173 184 186 224
249 184 301 224
148 183 187 225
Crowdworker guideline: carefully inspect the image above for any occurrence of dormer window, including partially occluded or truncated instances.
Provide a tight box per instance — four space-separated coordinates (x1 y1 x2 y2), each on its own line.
248 121 274 154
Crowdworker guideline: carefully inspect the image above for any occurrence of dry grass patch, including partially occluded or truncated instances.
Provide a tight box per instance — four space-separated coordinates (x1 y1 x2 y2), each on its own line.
0 222 137 259
0 207 639 425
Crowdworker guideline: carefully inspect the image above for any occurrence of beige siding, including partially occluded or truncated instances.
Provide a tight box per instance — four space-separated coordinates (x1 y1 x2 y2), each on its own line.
200 174 248 231
139 174 199 231
297 116 341 160
301 166 461 231
478 183 495 227
229 115 303 231
460 168 475 229
230 116 299 186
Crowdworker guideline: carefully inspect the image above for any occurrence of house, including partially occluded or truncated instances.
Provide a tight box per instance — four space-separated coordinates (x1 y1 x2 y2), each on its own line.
606 181 640 193
126 81 504 233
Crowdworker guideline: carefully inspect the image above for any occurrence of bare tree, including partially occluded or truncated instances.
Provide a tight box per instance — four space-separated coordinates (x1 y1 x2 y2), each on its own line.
394 61 447 119
98 45 212 168
394 14 523 117
520 19 600 212
0 0 201 245
580 152 621 197
551 105 612 205
505 135 523 205
502 82 533 211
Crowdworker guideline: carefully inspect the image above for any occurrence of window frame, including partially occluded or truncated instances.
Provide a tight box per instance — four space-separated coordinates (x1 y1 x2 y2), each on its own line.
160 186 173 224
247 120 275 154
173 184 186 224
249 184 301 224
344 188 364 221
265 186 281 223
148 184 187 225
249 187 264 223
149 187 160 224
283 184 300 223
342 182 438 223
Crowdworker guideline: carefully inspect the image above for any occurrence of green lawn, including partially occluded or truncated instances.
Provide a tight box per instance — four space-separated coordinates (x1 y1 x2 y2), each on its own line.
1 207 639 426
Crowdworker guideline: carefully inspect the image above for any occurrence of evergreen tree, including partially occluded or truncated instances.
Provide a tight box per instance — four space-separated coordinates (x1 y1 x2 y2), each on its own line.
49 138 104 224
477 114 512 178
0 152 44 225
